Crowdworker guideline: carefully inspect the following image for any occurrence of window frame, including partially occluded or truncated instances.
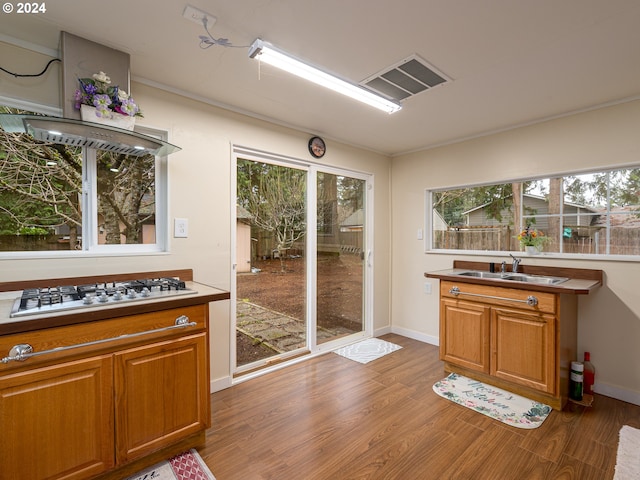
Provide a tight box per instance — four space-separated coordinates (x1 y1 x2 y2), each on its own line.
425 166 640 261
0 98 170 258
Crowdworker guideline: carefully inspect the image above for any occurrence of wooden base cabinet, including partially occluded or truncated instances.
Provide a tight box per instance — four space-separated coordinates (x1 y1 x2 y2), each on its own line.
0 356 115 480
491 307 555 394
440 281 577 410
440 299 490 374
0 304 210 480
115 333 209 463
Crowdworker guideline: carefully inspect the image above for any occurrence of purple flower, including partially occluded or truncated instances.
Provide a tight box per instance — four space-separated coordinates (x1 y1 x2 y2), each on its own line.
93 94 112 108
94 105 112 118
119 98 139 117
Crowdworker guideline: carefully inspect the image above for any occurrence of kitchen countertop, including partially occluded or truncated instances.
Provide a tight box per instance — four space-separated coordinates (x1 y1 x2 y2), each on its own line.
0 271 230 336
425 260 603 295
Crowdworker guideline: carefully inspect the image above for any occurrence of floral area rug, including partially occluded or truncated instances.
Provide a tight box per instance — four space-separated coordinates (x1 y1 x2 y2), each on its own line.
433 373 552 429
125 449 216 480
614 425 640 479
333 338 402 364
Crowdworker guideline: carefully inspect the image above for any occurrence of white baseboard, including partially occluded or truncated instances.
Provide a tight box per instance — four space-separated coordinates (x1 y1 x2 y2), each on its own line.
390 325 439 346
210 376 232 394
595 382 640 407
373 325 392 337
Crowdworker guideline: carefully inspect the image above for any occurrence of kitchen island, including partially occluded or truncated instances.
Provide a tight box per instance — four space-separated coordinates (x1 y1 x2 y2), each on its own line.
0 269 229 480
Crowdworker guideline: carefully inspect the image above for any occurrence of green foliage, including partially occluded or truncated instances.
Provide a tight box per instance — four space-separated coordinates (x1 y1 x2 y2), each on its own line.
433 183 516 225
237 159 307 271
18 226 49 236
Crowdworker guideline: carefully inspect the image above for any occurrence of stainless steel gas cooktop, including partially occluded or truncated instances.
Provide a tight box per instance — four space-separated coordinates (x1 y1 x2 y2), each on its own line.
10 277 194 318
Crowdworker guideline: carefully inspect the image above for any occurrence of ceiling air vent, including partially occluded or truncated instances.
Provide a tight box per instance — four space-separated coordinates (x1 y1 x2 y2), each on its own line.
361 54 451 102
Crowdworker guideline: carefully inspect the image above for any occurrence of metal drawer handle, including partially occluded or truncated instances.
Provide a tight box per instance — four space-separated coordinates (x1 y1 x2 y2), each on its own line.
449 286 538 307
0 315 196 364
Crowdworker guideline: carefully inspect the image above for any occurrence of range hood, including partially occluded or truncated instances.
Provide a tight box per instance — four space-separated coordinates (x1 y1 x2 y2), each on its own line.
0 114 180 157
0 32 181 157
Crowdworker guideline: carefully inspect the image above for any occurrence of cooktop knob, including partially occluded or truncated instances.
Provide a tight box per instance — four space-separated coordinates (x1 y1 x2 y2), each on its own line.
141 287 151 298
98 292 109 303
127 289 137 299
83 295 94 305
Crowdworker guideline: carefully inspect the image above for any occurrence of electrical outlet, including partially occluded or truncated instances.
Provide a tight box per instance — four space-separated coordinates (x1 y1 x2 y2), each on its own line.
174 218 188 238
423 282 432 294
182 5 216 26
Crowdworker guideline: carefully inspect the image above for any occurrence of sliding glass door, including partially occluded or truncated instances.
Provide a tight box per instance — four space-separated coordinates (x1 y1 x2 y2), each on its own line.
316 171 366 345
233 151 371 374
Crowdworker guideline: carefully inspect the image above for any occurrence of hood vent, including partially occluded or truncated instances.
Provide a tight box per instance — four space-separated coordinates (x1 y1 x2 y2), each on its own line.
361 54 451 102
0 32 181 157
0 114 179 156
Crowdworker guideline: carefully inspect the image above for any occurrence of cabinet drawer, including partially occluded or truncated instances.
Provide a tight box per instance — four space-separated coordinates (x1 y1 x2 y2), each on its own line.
440 281 556 314
0 304 207 373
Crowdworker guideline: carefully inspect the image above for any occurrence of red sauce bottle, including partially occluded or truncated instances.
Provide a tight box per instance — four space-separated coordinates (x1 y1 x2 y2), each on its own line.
583 352 595 395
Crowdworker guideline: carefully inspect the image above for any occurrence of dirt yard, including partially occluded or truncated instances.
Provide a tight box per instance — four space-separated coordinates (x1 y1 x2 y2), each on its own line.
236 254 363 364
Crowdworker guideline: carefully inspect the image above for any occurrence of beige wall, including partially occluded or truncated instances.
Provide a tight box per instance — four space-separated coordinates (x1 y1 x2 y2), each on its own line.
391 99 640 405
0 42 392 390
4 39 639 405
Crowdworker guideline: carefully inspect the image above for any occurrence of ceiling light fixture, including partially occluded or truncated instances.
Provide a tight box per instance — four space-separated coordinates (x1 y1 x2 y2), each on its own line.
248 39 402 114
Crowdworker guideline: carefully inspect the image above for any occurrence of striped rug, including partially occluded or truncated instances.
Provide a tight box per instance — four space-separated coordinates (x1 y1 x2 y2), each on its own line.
126 449 215 480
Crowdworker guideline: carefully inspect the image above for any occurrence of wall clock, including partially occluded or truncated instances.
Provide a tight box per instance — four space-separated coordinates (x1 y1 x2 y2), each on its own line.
308 136 326 158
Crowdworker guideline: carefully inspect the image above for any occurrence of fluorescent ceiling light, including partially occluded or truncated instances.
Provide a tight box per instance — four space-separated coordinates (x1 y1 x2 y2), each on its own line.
249 39 402 114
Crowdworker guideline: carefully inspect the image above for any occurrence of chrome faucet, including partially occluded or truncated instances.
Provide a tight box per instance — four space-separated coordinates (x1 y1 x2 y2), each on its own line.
510 254 521 273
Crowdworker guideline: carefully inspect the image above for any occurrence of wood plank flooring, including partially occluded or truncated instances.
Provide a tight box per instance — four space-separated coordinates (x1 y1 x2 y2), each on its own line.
197 334 640 479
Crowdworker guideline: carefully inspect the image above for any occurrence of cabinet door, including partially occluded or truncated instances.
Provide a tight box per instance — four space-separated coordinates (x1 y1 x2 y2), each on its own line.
114 332 209 463
0 356 114 480
440 298 491 373
491 308 556 393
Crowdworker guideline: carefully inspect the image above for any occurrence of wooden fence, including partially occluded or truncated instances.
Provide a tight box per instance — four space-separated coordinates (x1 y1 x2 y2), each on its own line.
433 225 640 255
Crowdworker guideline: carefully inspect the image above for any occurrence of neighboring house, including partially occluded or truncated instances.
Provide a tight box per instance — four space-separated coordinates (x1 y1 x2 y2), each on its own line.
462 193 599 232
236 205 252 273
432 209 447 231
432 194 602 252
339 208 364 254
340 208 363 233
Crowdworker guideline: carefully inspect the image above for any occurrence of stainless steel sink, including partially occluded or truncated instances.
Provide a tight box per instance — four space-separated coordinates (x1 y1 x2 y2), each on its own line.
456 271 505 279
454 270 568 285
503 274 568 285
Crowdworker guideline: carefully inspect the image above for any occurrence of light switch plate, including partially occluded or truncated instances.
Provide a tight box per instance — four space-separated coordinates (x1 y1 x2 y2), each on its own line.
174 218 188 238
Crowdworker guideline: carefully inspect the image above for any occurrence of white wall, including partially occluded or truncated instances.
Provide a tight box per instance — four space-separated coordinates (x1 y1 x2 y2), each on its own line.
0 41 392 390
391 99 640 405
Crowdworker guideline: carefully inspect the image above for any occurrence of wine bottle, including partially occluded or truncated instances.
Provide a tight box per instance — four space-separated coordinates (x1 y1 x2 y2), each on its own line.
569 361 584 401
583 352 595 395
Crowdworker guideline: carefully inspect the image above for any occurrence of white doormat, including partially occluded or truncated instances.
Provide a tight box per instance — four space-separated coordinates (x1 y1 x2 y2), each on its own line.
334 338 402 364
614 425 640 479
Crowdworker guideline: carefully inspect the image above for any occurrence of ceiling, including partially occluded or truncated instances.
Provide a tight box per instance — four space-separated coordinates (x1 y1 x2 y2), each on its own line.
2 0 640 156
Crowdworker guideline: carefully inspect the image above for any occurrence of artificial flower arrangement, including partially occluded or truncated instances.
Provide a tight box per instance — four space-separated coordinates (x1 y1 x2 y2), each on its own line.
74 71 142 118
517 225 550 250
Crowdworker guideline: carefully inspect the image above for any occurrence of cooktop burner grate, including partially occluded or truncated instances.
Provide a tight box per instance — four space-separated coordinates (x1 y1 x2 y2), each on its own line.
11 277 193 318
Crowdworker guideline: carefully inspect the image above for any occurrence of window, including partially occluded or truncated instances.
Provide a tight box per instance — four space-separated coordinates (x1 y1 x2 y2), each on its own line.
0 105 167 254
428 167 640 257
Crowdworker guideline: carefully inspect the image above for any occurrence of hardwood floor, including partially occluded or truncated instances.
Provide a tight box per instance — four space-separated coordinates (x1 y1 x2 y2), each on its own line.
197 334 640 479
